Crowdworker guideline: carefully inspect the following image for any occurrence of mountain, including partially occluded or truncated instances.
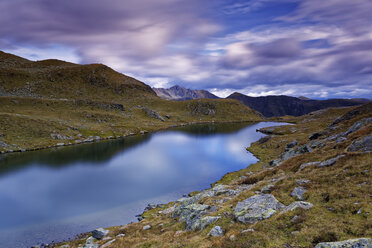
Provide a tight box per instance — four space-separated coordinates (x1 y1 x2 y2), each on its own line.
153 85 219 101
0 51 262 153
0 51 155 101
227 92 371 117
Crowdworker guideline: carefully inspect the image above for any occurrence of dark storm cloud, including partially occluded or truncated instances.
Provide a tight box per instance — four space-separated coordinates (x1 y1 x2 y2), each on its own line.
0 0 372 98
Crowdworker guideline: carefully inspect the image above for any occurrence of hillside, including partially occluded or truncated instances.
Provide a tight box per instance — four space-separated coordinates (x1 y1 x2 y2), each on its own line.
59 103 372 248
227 92 370 117
0 51 262 153
153 85 220 101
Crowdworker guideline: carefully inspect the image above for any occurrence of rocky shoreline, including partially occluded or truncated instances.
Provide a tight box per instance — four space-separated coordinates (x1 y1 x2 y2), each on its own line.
32 104 372 247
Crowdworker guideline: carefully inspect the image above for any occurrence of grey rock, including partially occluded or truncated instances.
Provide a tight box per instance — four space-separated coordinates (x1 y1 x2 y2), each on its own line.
100 239 116 248
241 228 255 233
142 225 151 230
343 118 372 136
295 179 310 185
0 141 9 148
162 205 176 215
189 216 221 231
319 155 345 168
142 107 165 121
261 184 275 193
336 137 347 143
116 234 125 237
208 226 223 237
314 238 372 248
269 144 313 167
299 161 320 170
173 204 211 230
286 140 298 149
91 228 109 239
310 132 323 140
83 244 98 248
234 194 285 224
291 187 307 200
347 134 372 152
281 201 313 213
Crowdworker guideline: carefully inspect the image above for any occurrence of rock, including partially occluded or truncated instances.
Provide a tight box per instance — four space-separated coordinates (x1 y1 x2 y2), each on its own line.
229 234 237 241
91 228 109 239
281 201 313 213
299 161 320 170
0 140 9 148
142 225 151 230
116 234 125 237
336 137 347 143
291 187 306 200
234 194 285 224
208 226 223 237
314 238 372 248
86 236 95 244
173 204 211 230
83 244 98 248
286 140 298 149
318 155 345 168
162 205 176 215
269 144 313 167
174 230 186 237
142 107 165 121
100 239 116 248
241 228 255 233
343 118 372 136
261 184 275 193
347 134 372 152
309 132 323 140
189 216 221 231
295 179 310 185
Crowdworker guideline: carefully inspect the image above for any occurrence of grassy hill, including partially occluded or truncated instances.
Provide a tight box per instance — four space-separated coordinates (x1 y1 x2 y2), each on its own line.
0 51 263 153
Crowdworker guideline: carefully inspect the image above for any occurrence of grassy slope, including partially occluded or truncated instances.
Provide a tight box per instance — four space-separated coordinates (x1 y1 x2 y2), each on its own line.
0 51 262 152
61 103 371 248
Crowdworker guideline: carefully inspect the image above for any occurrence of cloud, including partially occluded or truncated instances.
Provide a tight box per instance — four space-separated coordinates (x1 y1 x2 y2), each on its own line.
0 0 371 99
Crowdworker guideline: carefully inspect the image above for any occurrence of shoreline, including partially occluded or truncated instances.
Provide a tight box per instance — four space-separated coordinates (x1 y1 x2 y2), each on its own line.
0 120 268 155
48 121 286 247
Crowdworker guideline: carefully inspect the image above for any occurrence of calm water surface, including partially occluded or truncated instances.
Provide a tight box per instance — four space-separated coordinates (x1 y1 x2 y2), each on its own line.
0 122 286 247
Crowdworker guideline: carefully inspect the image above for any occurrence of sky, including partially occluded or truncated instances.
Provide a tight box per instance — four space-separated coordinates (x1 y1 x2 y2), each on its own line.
1 0 372 99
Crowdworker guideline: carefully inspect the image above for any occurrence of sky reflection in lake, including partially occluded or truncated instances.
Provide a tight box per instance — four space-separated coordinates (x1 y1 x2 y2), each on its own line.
0 122 287 247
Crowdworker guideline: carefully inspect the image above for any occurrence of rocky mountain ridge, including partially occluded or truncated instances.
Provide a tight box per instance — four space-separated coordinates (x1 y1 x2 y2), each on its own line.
153 85 219 101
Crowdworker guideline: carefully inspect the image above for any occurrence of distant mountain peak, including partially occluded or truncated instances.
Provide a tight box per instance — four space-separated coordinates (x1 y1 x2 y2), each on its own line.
153 85 219 101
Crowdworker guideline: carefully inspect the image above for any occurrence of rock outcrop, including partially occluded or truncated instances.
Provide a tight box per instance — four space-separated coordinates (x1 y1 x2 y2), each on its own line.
234 194 285 224
315 238 372 248
347 134 372 152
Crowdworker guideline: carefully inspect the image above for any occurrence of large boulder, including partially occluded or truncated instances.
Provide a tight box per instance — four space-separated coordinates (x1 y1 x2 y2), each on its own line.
315 238 372 248
347 134 372 152
234 194 285 224
91 228 109 240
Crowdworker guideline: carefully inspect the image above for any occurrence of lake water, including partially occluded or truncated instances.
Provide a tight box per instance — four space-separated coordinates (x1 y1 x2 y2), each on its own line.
0 122 286 248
